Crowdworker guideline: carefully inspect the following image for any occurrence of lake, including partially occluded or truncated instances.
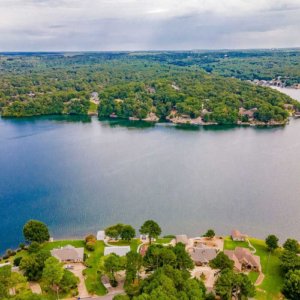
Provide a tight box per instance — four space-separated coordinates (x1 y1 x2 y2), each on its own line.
1 89 300 254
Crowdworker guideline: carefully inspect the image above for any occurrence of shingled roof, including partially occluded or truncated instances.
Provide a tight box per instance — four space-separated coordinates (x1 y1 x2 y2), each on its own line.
50 245 84 262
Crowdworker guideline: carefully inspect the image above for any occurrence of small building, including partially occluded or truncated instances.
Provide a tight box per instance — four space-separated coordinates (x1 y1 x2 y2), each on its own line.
104 246 130 257
114 99 124 103
239 108 257 120
139 235 156 243
91 92 99 98
231 230 248 242
28 92 36 98
176 235 189 245
50 245 84 262
224 247 261 273
190 243 217 266
97 231 105 241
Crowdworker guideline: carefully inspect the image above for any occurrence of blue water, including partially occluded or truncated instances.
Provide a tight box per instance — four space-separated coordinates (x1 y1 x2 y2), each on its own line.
1 115 300 254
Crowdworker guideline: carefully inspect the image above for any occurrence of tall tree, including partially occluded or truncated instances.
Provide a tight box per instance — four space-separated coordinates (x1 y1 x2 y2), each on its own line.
282 269 300 300
42 257 64 292
120 225 136 241
139 220 162 245
60 269 80 292
28 241 41 254
23 220 50 244
105 223 124 240
265 235 279 252
99 253 125 284
210 252 234 271
125 251 143 283
283 239 300 253
172 242 194 270
203 229 215 239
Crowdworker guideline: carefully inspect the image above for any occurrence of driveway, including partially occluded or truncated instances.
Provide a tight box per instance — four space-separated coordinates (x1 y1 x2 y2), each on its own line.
66 263 89 298
28 281 42 294
191 266 218 288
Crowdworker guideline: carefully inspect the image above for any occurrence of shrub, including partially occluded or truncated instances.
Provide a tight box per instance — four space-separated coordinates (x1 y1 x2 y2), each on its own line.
83 253 87 262
111 280 118 287
13 257 22 266
9 251 17 256
85 234 95 243
163 235 176 239
86 242 95 251
6 249 12 255
2 255 9 259
19 243 25 249
89 288 95 295
17 249 21 252
82 270 87 276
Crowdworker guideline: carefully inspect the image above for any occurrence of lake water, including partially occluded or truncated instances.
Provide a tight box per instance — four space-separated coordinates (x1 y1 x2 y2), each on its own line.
1 89 300 254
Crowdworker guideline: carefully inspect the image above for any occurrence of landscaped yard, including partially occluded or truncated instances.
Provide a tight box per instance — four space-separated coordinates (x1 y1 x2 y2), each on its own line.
155 238 173 244
38 278 75 300
249 238 284 300
41 240 86 252
88 101 97 113
223 236 253 251
84 241 107 296
248 270 260 284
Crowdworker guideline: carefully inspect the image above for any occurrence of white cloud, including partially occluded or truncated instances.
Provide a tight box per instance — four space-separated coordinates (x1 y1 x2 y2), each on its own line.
0 0 299 50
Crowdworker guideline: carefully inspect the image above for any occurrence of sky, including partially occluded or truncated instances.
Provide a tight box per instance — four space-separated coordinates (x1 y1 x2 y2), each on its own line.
0 0 300 51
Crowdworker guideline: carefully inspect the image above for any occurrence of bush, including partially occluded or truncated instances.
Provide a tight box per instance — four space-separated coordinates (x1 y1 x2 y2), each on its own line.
86 242 95 251
85 234 95 243
17 249 21 252
163 235 176 239
2 255 9 259
19 243 25 249
83 263 92 268
6 249 12 255
219 236 223 239
13 257 22 266
82 270 87 276
83 253 87 262
111 280 118 287
28 241 41 254
89 288 95 295
9 251 17 256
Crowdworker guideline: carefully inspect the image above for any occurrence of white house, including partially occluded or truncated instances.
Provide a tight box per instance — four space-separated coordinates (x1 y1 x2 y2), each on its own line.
104 246 130 257
97 231 105 241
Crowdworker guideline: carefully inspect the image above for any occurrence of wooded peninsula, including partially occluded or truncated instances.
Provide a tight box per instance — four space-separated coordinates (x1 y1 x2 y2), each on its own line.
1 50 300 125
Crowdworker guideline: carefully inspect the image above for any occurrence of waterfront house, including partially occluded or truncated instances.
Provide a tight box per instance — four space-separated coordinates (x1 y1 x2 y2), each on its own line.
104 246 130 257
176 235 189 245
239 108 257 120
224 247 261 273
190 243 217 266
50 245 84 262
139 235 156 243
97 230 105 241
231 230 248 241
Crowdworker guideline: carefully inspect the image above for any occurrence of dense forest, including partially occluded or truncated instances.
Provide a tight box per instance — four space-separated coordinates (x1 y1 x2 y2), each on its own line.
0 51 299 124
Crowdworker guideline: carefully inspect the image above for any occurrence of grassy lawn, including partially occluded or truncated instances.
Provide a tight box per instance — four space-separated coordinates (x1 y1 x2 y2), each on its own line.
249 238 284 300
85 241 107 296
223 236 252 251
41 240 86 252
155 238 173 244
248 270 260 284
88 101 97 113
38 278 75 300
1 249 29 264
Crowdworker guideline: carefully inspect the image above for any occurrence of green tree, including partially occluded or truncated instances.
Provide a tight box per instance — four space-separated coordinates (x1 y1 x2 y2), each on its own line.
42 257 64 291
125 251 143 283
283 239 300 253
105 223 124 240
172 242 194 270
282 269 300 300
23 220 50 244
60 269 80 292
280 250 300 273
120 225 136 241
265 235 279 252
99 253 125 284
13 257 22 267
139 220 162 245
214 268 255 300
210 252 234 271
203 229 215 239
28 242 41 254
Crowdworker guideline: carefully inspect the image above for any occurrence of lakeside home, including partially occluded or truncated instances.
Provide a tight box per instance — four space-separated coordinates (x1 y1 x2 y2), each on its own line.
50 245 84 262
232 230 248 242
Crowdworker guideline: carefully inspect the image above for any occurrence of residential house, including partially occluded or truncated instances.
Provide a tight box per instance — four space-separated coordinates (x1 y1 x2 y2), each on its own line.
190 243 217 266
97 230 105 241
176 235 189 245
139 235 156 243
239 108 257 120
90 92 99 98
231 230 248 241
104 246 130 257
50 245 84 262
224 247 261 273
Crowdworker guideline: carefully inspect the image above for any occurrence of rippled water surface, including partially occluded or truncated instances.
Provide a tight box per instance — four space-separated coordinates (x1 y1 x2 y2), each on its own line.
1 92 300 253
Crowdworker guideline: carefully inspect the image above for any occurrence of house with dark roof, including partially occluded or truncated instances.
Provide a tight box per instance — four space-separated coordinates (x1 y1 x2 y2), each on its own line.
190 243 217 266
224 247 261 273
50 245 84 262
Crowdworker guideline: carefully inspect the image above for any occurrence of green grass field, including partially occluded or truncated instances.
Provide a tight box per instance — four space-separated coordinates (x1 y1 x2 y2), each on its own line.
88 101 97 113
85 241 107 296
41 240 86 251
155 238 173 244
248 270 260 284
249 238 284 300
106 239 142 253
223 236 253 251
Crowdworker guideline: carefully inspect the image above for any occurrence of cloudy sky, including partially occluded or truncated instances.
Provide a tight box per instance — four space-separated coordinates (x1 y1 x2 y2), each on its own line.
0 0 299 51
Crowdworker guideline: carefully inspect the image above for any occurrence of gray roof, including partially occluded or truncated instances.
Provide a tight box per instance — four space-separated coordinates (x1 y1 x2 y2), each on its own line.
104 246 130 257
190 243 217 263
176 235 189 245
50 245 84 261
